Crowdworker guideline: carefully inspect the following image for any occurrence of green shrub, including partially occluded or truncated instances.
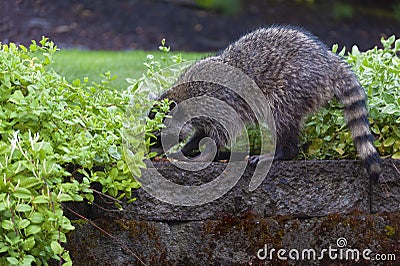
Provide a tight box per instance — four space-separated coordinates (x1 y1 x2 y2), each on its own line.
349 36 400 158
302 36 400 159
124 39 190 159
0 38 166 265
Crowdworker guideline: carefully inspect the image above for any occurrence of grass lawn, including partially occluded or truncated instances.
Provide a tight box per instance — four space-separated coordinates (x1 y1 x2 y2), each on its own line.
52 50 206 90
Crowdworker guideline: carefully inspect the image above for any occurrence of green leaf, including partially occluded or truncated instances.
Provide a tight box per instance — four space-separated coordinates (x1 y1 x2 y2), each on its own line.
8 90 25 104
50 241 63 255
18 219 31 229
15 204 32 212
129 165 141 178
381 104 399 115
6 257 19 265
393 127 400 139
108 145 122 160
392 152 400 159
58 193 74 202
29 212 44 224
22 237 35 251
72 79 81 86
334 147 345 156
13 187 32 199
61 221 75 231
26 224 41 236
0 202 6 212
32 195 49 204
332 44 338 53
21 255 36 266
63 262 73 266
19 177 44 189
2 220 14 231
127 198 137 204
0 242 9 253
85 193 94 203
383 137 396 147
109 167 118 179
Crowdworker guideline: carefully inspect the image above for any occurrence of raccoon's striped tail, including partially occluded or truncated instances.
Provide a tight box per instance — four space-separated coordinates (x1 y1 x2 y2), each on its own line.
336 78 382 183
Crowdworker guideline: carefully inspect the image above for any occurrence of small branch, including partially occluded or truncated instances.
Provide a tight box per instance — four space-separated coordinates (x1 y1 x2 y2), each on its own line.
392 161 400 176
91 202 122 213
10 206 19 237
91 189 122 204
63 204 147 266
58 228 62 266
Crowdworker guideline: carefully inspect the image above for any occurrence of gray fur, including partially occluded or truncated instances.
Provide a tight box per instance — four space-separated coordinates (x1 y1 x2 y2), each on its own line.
156 25 382 182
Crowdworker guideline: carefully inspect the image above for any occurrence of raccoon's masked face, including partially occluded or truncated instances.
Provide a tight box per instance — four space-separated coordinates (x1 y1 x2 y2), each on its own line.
148 101 193 156
147 101 175 155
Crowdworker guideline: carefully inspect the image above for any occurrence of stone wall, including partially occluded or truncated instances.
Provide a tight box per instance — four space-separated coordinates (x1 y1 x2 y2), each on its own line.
64 159 400 265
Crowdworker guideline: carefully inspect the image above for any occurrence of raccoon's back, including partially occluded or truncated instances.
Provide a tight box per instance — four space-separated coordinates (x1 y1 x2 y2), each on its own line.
219 26 332 70
218 26 343 115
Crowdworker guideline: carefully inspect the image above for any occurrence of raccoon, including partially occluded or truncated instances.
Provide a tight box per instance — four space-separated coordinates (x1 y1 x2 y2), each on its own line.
154 25 382 183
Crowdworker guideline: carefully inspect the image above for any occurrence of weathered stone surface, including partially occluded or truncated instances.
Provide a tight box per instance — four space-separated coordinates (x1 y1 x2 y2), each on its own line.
64 159 400 265
91 159 400 221
372 159 400 213
65 213 400 265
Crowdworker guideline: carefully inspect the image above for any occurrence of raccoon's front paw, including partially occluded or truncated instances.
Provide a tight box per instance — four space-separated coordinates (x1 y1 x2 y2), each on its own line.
248 153 275 166
248 155 260 166
167 151 189 162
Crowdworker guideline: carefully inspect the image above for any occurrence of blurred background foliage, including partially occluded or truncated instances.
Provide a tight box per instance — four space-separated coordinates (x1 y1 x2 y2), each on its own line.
194 0 400 19
2 0 399 52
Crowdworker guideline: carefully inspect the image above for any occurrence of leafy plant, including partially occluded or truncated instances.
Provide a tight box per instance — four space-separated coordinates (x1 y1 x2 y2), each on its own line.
347 36 400 159
126 39 188 96
0 131 74 265
302 36 400 159
0 37 168 265
124 39 191 159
